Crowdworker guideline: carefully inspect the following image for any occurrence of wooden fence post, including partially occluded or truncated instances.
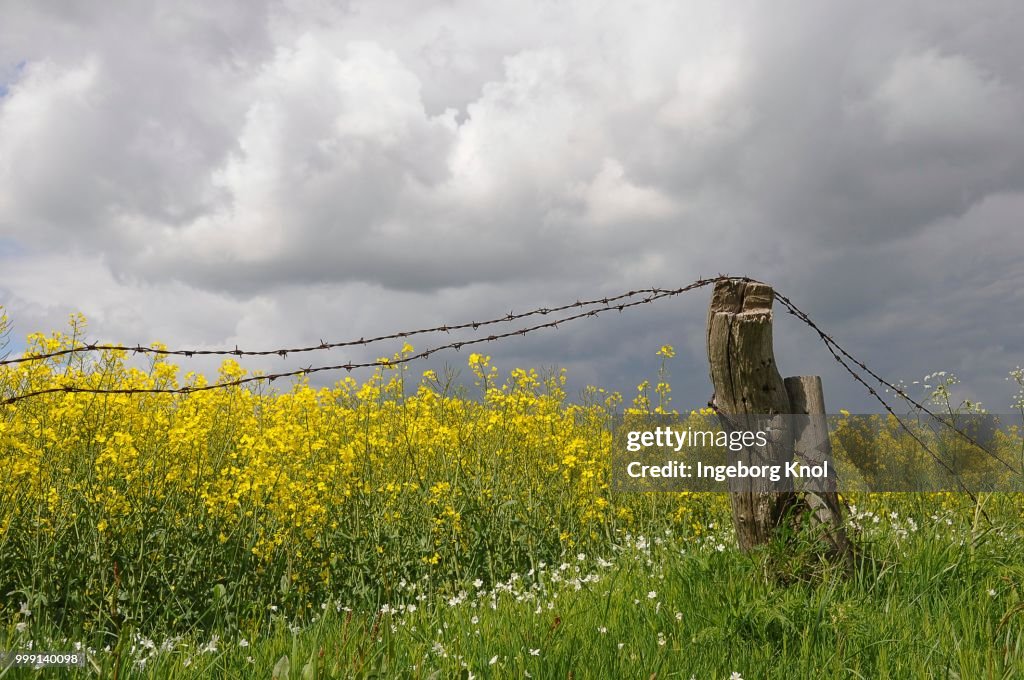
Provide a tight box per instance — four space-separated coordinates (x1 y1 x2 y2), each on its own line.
706 279 795 550
706 278 851 558
785 375 854 565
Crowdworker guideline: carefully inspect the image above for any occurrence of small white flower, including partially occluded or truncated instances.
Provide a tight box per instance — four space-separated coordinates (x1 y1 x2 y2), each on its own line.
657 632 667 646
529 648 540 656
201 634 220 654
731 673 744 680
238 638 249 648
647 591 657 599
988 589 997 597
15 621 28 632
474 579 484 589
675 611 683 621
489 655 498 665
598 626 608 634
471 616 479 625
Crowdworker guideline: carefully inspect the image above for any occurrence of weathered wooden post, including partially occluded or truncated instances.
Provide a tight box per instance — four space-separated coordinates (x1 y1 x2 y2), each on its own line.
785 375 854 564
706 279 795 550
706 278 851 560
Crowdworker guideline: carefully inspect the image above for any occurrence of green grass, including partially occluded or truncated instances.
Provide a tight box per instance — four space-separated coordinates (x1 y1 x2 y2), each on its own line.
4 496 1024 679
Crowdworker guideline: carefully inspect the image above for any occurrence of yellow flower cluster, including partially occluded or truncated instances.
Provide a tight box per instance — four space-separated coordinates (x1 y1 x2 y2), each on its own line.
0 319 723 632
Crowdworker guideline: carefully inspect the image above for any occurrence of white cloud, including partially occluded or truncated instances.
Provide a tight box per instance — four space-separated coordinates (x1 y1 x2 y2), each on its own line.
872 49 1022 150
0 58 101 228
563 158 681 227
155 35 455 264
657 40 749 140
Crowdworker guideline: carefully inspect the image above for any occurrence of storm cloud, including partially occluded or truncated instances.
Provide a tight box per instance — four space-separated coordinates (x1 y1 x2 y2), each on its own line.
1 0 1022 410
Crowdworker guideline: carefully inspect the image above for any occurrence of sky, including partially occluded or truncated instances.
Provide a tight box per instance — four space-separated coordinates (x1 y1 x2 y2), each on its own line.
1 0 1022 412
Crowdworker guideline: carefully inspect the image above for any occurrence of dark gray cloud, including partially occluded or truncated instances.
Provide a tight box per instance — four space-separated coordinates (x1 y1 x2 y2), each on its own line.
1 0 1022 411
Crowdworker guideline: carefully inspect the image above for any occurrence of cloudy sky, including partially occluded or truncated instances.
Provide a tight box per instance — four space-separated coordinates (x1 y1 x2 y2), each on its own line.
1 0 1022 411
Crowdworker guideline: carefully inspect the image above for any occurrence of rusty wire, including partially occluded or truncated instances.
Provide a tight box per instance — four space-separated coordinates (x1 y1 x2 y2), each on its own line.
0 279 746 368
0 276 748 406
773 290 1019 502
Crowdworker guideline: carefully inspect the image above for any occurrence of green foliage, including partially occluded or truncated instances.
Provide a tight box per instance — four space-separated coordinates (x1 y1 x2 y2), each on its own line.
4 494 1024 678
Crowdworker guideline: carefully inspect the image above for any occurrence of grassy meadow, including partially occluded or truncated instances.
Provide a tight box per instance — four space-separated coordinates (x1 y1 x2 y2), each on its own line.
2 311 1024 678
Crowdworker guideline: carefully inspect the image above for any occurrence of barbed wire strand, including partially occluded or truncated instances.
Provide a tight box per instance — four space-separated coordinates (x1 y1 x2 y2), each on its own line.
774 292 1015 489
697 299 981 506
0 278 748 367
1 280 738 407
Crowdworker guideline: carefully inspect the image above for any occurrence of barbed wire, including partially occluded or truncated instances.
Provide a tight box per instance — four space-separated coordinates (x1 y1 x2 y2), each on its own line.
0 277 743 406
774 291 1020 486
0 279 746 367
